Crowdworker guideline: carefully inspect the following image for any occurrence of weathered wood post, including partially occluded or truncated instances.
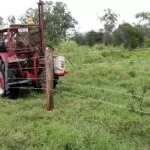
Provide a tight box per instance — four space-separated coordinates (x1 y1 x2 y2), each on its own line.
45 48 54 111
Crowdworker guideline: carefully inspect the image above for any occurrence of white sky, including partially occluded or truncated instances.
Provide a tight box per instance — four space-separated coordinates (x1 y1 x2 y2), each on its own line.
0 0 149 32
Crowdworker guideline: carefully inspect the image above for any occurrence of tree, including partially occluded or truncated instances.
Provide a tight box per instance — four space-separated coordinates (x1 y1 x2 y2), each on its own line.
84 30 103 46
99 8 119 33
99 8 119 45
113 28 124 46
113 23 144 49
7 15 16 24
72 33 86 45
135 24 150 38
19 1 77 47
72 31 103 46
0 16 4 26
45 1 77 46
135 12 150 28
19 8 38 24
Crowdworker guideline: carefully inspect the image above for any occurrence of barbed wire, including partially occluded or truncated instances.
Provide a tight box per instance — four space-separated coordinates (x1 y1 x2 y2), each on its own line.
8 66 45 71
2 47 150 115
9 86 150 115
132 47 150 51
56 47 150 56
60 80 150 102
7 58 150 73
6 49 116 64
5 47 150 63
6 74 150 104
7 66 64 72
6 59 150 72
55 89 150 115
8 77 44 80
10 86 45 90
64 59 150 70
8 56 45 63
81 60 150 66
56 49 121 56
5 48 150 71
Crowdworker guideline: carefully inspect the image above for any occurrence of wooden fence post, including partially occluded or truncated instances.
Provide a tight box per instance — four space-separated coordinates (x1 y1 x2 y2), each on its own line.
45 49 54 111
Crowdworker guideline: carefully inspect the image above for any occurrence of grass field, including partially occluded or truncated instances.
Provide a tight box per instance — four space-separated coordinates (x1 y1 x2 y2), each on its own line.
0 42 150 150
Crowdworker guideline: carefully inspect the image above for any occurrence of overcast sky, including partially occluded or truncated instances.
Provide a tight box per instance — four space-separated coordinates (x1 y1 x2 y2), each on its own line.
0 0 149 32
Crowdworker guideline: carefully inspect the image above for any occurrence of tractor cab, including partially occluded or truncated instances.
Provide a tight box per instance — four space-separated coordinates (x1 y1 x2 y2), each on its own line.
0 24 41 54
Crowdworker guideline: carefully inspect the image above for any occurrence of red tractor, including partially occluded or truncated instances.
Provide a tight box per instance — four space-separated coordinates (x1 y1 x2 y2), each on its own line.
0 0 65 98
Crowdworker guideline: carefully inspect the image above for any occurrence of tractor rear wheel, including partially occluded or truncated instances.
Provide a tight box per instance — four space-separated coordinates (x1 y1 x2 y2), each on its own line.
0 71 4 96
39 71 58 90
0 59 18 99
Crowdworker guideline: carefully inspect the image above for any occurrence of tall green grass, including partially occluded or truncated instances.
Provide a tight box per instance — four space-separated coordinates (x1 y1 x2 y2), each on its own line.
0 41 150 150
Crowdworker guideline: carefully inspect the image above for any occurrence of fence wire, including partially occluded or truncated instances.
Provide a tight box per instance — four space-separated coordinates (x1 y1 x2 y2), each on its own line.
60 80 150 101
9 86 150 115
54 89 150 115
2 48 150 115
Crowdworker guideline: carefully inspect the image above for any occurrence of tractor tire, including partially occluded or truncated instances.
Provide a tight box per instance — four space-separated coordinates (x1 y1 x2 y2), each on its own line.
53 75 59 89
39 71 59 90
0 71 5 96
0 60 5 97
0 59 18 99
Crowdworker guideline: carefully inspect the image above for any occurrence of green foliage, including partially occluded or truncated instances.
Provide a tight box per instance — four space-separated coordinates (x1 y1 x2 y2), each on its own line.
135 11 150 28
72 33 86 45
144 38 150 47
99 8 119 33
0 46 150 149
84 30 103 46
103 32 113 45
128 71 137 78
56 40 78 53
20 1 77 47
127 84 150 114
45 1 77 46
135 24 150 38
19 8 38 24
72 31 103 46
113 23 144 49
7 15 16 24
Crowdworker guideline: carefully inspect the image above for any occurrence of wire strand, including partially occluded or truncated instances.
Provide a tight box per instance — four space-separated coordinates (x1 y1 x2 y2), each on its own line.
56 47 150 56
9 85 150 115
53 89 150 115
82 60 150 66
60 80 150 102
56 49 121 56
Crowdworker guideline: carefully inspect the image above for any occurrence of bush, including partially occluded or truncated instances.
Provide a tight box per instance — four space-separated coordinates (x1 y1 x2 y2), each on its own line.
56 40 79 53
113 23 144 50
144 38 150 47
72 31 103 46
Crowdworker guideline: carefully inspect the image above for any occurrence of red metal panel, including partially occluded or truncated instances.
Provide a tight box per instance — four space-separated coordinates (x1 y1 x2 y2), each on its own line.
0 53 17 63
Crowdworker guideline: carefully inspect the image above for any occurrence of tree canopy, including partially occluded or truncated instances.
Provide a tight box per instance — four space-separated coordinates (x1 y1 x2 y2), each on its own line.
72 31 103 46
99 8 119 33
113 23 144 49
0 3 149 50
135 12 150 27
19 1 77 47
7 15 16 24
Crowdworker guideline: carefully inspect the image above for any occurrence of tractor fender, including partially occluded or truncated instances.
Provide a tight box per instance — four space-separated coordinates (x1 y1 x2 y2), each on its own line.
0 53 17 63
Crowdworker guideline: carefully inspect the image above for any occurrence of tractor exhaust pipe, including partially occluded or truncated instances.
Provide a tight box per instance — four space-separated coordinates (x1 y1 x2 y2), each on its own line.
38 0 45 53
